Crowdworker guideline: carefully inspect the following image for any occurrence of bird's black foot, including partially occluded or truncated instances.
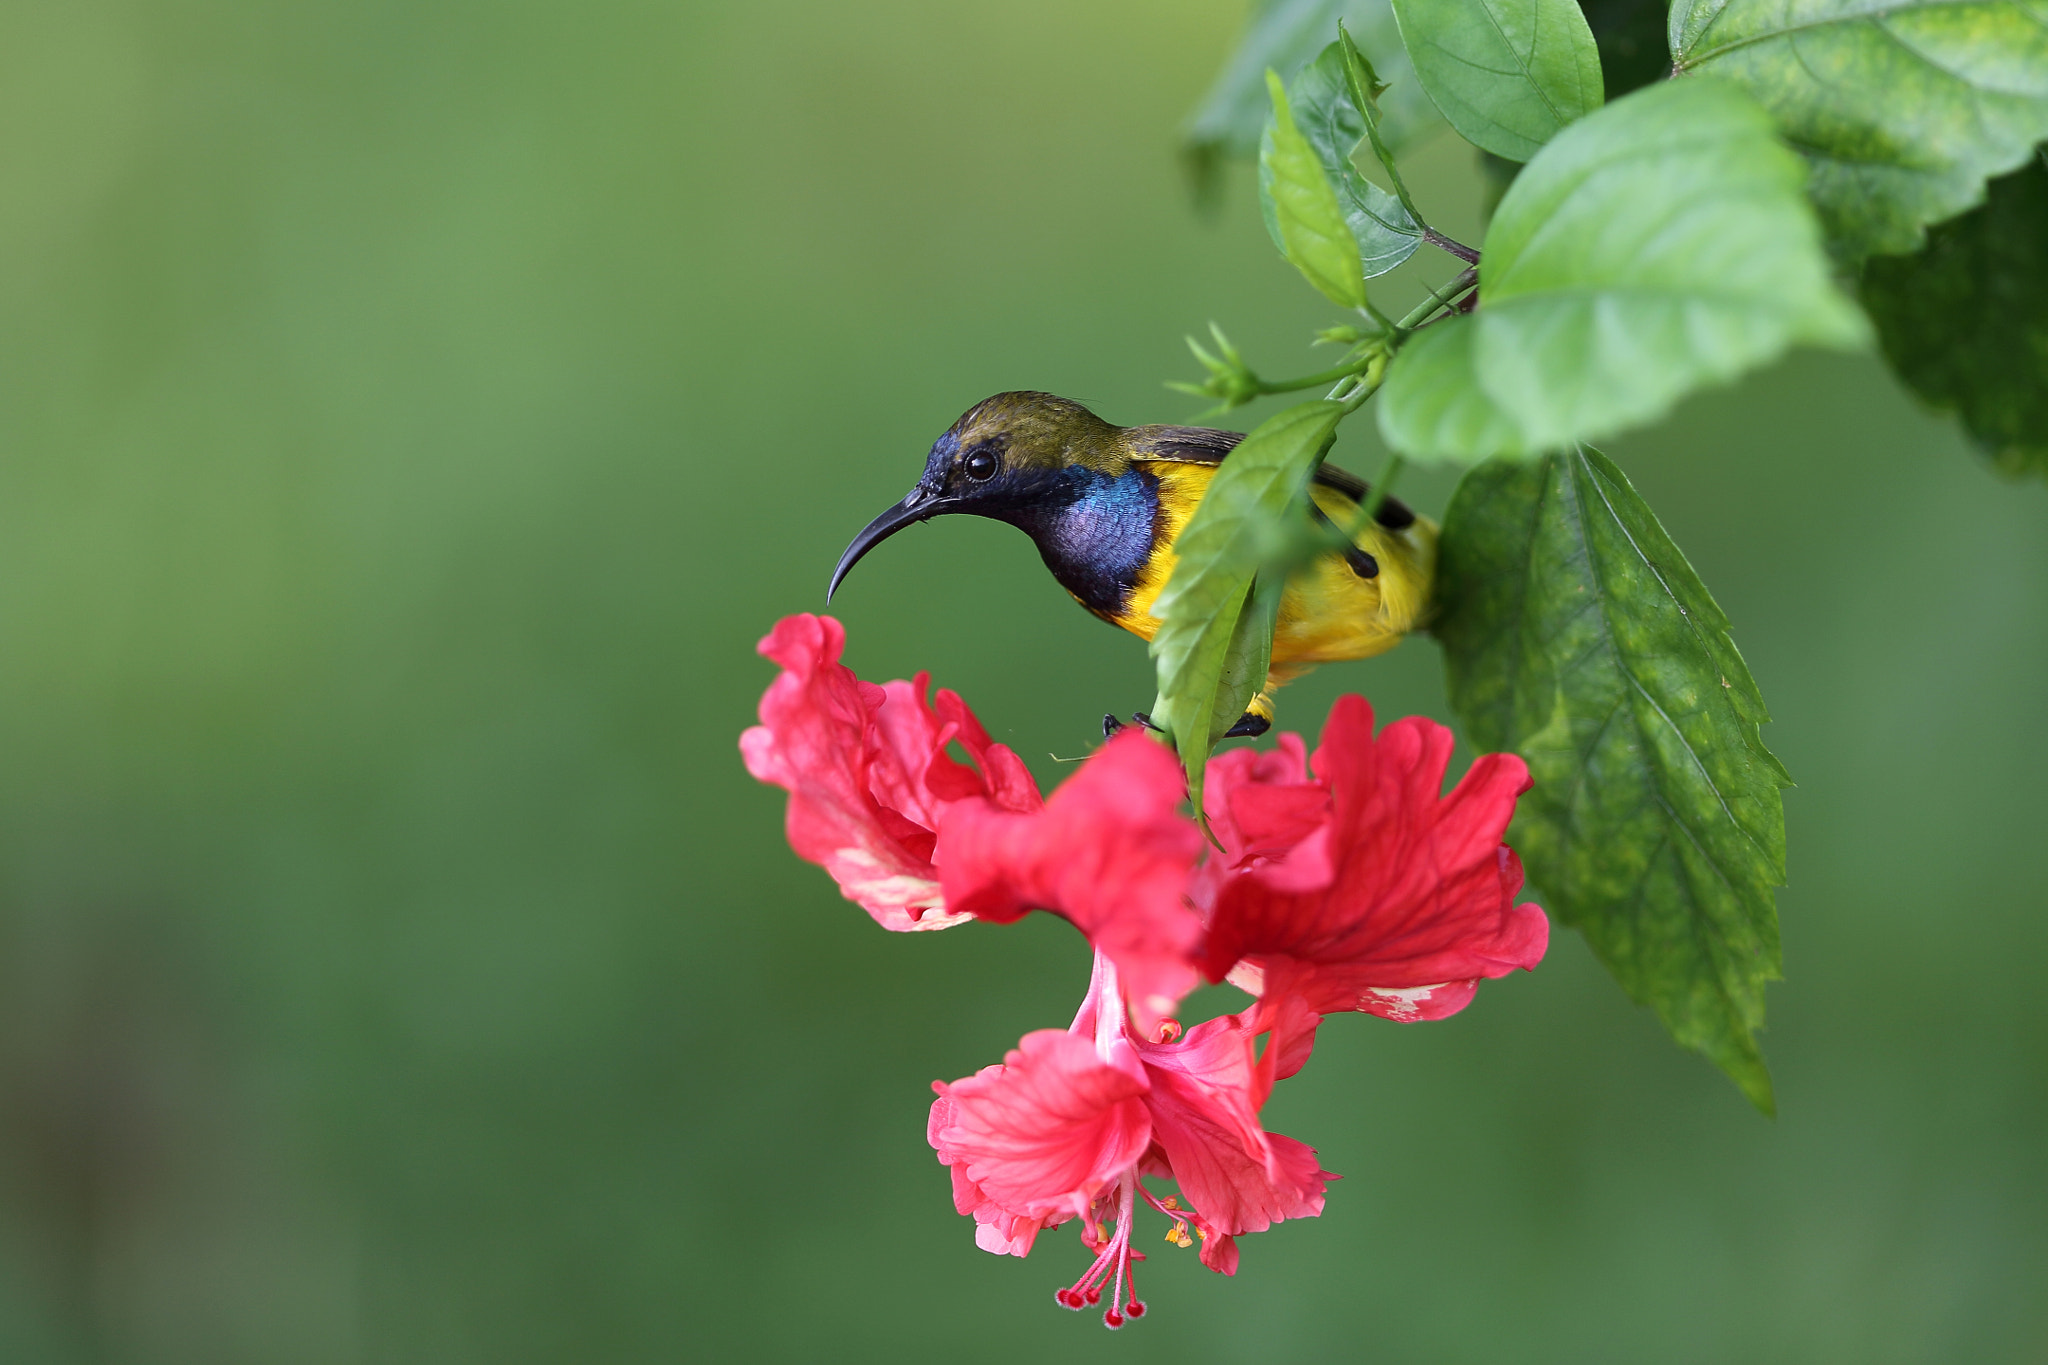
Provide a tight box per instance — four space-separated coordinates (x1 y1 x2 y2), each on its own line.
1104 712 1167 740
1223 711 1271 739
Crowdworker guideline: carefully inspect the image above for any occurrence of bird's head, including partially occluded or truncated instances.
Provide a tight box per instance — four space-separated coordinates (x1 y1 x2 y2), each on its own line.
828 392 1126 599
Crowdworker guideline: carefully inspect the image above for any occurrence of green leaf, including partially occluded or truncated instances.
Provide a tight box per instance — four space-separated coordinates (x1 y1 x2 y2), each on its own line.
1861 151 2048 480
1150 401 1345 812
1260 71 1372 307
1672 0 2048 262
1215 578 1284 747
1288 43 1423 277
1184 0 1443 197
1389 0 1603 161
1337 23 1427 226
1434 447 1787 1112
1378 77 1868 463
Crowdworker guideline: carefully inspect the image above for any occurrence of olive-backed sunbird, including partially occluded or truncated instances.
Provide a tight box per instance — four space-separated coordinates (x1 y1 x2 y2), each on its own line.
827 391 1436 736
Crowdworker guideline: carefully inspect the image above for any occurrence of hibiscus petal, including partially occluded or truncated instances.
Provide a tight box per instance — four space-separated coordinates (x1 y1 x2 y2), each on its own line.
1137 1014 1331 1241
741 613 1041 933
929 1030 1152 1238
1198 1232 1240 1276
1200 695 1549 1020
1201 735 1320 864
934 688 1043 814
936 733 1203 1030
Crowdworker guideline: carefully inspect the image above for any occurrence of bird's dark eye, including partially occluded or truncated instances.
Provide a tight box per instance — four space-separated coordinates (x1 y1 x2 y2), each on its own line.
963 449 999 481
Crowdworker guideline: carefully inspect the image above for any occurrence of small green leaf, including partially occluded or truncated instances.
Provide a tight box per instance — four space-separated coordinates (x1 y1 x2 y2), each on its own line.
1337 22 1426 226
1861 152 2048 481
1288 43 1423 277
1184 0 1444 198
1389 0 1603 161
1434 447 1788 1112
1378 77 1868 463
1260 70 1372 307
1673 0 2048 262
1152 575 1256 818
1150 400 1346 812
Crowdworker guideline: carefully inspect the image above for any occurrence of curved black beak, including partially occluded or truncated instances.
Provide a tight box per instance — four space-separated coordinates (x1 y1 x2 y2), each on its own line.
827 488 946 601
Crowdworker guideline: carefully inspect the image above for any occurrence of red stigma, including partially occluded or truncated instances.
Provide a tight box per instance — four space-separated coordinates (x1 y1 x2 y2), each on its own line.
1127 1301 1146 1318
1103 1311 1125 1330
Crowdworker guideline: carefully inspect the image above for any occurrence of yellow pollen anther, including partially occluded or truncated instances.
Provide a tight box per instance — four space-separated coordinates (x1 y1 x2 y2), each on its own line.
1160 1196 1179 1210
1196 1227 1209 1240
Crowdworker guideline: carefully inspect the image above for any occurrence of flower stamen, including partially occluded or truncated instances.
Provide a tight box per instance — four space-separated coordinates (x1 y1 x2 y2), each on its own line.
1054 1173 1150 1329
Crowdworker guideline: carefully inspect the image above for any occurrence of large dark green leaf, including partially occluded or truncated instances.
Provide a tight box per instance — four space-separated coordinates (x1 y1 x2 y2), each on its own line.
1390 0 1603 161
1672 0 2048 262
1184 0 1442 196
1435 447 1788 1112
1283 42 1423 278
1260 71 1372 307
1861 152 2048 480
1150 401 1344 813
1378 77 1866 463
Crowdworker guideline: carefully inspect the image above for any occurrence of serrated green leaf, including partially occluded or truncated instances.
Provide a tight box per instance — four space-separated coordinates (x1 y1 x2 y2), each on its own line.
1389 0 1603 161
1150 401 1345 812
1861 152 2048 480
1378 77 1868 463
1289 43 1424 277
1673 0 2048 262
1434 447 1787 1112
1185 0 1444 197
1260 71 1372 307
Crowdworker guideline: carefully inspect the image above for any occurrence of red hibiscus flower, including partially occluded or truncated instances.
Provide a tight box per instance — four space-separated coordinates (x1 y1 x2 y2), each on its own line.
745 617 1548 1325
739 614 1041 932
928 951 1332 1329
1198 695 1550 1069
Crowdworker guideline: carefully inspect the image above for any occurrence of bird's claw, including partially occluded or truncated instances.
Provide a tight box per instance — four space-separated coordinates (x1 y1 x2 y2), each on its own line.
1222 711 1271 739
1103 712 1166 740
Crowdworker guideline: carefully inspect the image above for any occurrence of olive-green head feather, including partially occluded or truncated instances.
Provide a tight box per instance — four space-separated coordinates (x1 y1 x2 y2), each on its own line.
828 392 1137 598
937 391 1129 478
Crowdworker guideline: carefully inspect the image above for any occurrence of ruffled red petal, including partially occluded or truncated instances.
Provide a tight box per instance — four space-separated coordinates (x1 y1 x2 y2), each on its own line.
936 732 1204 1030
928 1030 1152 1246
1134 1013 1331 1242
1201 695 1548 1021
740 613 1040 932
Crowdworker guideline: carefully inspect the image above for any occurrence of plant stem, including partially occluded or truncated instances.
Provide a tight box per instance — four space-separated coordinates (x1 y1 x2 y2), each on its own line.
1255 359 1376 396
1423 227 1480 263
1396 267 1478 332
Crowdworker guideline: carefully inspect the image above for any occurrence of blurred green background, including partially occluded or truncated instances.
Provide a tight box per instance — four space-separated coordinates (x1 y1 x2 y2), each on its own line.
1 1 2043 1361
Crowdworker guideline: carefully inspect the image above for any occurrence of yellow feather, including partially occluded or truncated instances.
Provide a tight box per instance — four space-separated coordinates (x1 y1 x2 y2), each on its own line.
1110 459 1438 718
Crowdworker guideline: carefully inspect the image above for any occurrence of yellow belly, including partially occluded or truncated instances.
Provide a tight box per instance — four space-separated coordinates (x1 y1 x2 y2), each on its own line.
1101 461 1438 718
